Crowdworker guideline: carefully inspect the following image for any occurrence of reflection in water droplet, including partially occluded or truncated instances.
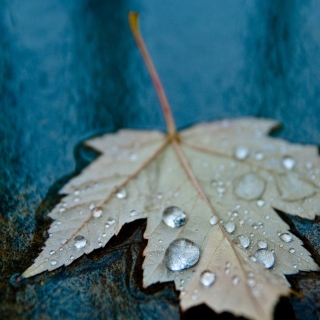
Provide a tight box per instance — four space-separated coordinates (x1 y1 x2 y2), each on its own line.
164 238 200 271
289 248 296 254
234 146 250 160
91 207 103 218
74 235 87 249
234 173 265 200
257 240 268 249
232 276 240 285
210 216 218 225
50 260 57 266
282 156 296 170
162 206 186 228
116 187 127 199
234 235 250 248
279 233 293 243
224 221 235 233
254 249 275 269
130 210 138 217
200 271 216 287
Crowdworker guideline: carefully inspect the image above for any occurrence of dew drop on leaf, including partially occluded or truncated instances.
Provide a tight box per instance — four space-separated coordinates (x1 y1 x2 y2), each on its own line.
289 248 296 254
162 206 186 228
254 249 275 269
200 270 216 287
107 217 115 225
74 235 87 249
282 156 296 170
232 276 240 285
234 173 265 200
234 235 250 248
116 187 127 199
49 250 55 255
224 221 235 234
247 278 256 287
257 200 265 207
130 210 138 217
91 207 103 218
164 238 200 271
50 260 57 266
257 240 268 249
210 216 218 225
279 233 293 243
234 146 250 160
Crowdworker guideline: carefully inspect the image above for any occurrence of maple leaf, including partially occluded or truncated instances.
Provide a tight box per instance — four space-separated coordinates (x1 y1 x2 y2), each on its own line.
22 12 320 320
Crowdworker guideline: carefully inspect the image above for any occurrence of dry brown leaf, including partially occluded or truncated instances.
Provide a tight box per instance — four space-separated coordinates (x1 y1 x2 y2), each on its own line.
22 13 320 320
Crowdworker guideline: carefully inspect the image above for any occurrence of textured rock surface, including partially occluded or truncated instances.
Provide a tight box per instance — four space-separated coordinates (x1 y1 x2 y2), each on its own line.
0 0 319 319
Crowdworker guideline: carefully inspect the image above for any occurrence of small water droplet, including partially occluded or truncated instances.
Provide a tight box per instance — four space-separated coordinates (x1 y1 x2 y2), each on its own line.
254 249 275 269
60 239 67 245
279 233 293 243
49 250 55 255
74 197 80 203
293 265 298 269
164 238 200 271
249 255 257 262
162 206 186 228
257 240 268 249
217 187 226 194
70 255 75 260
74 190 80 195
234 146 250 160
247 278 256 287
282 156 296 170
74 235 87 249
234 235 250 248
255 152 264 160
129 153 137 161
107 217 115 225
232 276 240 285
50 260 57 266
224 221 235 233
210 216 218 225
116 187 127 199
89 203 95 210
289 248 296 254
91 206 103 218
130 210 138 217
265 215 270 220
200 271 216 287
234 173 265 200
257 200 265 207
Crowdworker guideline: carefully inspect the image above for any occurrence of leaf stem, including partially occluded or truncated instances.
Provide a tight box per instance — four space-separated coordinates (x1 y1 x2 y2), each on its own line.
128 12 177 138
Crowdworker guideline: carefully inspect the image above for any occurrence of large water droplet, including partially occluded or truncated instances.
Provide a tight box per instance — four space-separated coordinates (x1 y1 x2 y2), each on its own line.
257 240 268 249
116 187 127 199
234 146 250 160
91 206 103 218
74 235 87 249
210 216 218 225
162 206 186 228
234 173 265 200
282 156 296 170
279 233 293 243
164 239 200 271
234 235 250 248
254 249 275 269
224 221 235 233
200 271 216 287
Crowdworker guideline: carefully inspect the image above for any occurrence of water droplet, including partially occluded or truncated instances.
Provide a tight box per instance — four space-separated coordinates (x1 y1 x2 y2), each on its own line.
49 250 55 255
234 146 250 160
234 173 265 200
289 248 296 254
224 221 235 233
89 203 95 210
200 271 216 287
257 200 265 207
282 156 296 170
265 215 270 220
255 153 264 160
70 255 75 260
60 239 67 245
162 206 186 228
257 240 268 249
254 249 275 269
74 197 80 203
210 216 218 225
249 255 257 262
107 217 115 225
232 276 240 285
50 260 57 266
247 278 256 287
164 238 200 271
74 235 87 249
116 187 127 199
279 233 293 243
74 190 80 195
130 210 138 217
129 153 137 161
293 265 298 269
91 206 103 218
234 235 250 248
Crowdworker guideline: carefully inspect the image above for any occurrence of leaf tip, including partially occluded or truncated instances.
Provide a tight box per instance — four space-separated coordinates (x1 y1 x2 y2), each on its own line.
128 11 140 35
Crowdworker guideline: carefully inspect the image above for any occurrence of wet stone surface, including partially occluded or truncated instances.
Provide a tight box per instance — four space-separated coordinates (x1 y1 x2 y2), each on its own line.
1 1 320 319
